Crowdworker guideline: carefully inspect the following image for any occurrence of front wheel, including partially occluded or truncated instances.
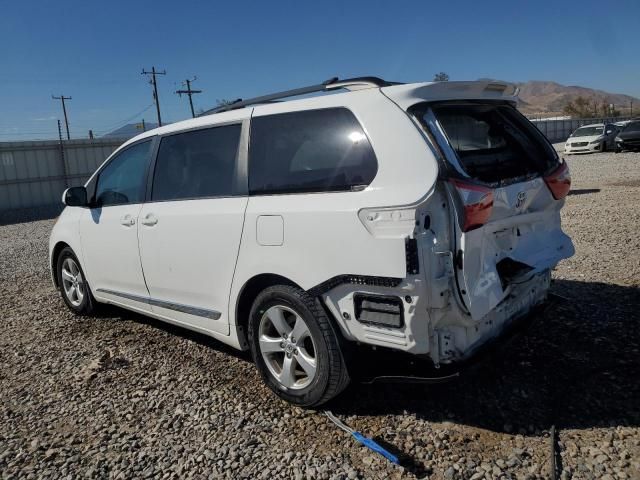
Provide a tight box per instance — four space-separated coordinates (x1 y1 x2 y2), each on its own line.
248 285 350 407
56 247 96 315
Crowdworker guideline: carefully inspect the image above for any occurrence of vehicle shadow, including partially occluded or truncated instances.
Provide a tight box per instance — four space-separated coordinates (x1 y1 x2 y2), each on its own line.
94 304 253 364
329 279 640 434
0 205 62 227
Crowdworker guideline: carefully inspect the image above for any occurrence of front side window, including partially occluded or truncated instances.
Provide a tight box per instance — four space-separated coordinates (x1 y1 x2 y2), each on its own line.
94 140 151 207
249 108 377 195
152 124 242 201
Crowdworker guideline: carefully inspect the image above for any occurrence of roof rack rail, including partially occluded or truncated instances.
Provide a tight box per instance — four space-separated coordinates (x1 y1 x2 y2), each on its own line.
199 76 399 116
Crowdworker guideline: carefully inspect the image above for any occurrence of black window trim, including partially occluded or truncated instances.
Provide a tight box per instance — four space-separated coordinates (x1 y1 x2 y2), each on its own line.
87 136 157 208
144 119 249 204
247 106 378 197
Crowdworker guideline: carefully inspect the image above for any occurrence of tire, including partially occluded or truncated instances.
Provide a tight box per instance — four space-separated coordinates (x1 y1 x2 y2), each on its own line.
615 147 621 154
601 141 607 152
56 247 96 315
248 285 350 407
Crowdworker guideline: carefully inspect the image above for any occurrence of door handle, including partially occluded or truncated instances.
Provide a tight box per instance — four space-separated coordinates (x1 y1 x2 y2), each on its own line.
120 214 136 227
141 213 158 226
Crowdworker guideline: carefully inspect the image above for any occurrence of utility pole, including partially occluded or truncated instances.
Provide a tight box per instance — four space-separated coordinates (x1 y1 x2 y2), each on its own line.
176 77 202 118
631 100 633 117
142 66 166 126
135 118 146 132
57 119 68 187
52 95 72 140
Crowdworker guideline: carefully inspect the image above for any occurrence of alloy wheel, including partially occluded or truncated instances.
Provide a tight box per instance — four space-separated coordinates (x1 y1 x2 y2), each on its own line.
258 305 317 390
61 257 85 307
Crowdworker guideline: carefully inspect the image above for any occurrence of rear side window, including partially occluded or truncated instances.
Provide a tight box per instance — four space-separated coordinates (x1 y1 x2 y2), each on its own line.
429 104 557 183
249 108 377 195
152 124 242 201
95 140 151 207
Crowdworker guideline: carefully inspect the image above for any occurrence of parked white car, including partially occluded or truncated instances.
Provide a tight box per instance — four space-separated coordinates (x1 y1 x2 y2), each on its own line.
49 78 574 406
564 123 618 154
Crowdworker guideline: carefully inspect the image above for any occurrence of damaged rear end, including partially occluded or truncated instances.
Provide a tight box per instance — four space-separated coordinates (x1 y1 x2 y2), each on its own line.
385 82 574 365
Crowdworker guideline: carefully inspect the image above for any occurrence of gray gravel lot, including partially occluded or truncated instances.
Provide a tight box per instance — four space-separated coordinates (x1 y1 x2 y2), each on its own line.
1 148 639 479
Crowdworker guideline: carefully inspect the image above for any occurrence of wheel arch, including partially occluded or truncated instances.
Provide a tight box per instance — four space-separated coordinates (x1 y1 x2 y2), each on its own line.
234 273 300 347
51 241 72 289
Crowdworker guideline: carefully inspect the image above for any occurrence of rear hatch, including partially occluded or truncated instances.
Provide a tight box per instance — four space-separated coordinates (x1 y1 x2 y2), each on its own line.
413 98 574 320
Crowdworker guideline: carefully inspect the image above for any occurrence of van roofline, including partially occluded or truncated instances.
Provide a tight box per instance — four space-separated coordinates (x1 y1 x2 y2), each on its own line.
121 78 521 149
198 76 401 116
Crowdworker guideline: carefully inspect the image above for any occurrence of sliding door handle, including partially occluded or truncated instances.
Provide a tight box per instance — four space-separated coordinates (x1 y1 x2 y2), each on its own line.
120 214 135 227
141 213 158 226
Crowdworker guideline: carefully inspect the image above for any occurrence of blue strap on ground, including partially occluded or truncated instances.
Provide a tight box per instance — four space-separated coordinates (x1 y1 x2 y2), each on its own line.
351 431 400 464
324 411 400 465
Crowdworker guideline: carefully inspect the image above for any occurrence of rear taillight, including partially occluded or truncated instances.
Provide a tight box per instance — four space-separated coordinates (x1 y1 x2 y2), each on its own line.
451 179 494 232
544 162 571 200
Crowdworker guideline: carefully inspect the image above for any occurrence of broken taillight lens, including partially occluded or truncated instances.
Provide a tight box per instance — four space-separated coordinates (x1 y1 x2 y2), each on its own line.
544 162 571 200
451 179 494 232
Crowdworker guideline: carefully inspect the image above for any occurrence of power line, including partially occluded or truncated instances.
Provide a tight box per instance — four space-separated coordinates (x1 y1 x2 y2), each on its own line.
91 104 155 134
176 76 202 118
0 104 155 140
52 95 72 140
142 66 166 127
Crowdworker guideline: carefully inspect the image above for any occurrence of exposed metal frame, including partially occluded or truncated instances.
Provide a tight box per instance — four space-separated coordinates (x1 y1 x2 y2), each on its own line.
200 76 400 116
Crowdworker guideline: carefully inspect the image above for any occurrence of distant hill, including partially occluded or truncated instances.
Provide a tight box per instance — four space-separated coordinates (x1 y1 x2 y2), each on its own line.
103 122 159 139
513 80 639 116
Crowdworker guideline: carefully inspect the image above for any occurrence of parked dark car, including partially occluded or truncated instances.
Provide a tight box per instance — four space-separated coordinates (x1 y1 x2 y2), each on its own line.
615 121 640 152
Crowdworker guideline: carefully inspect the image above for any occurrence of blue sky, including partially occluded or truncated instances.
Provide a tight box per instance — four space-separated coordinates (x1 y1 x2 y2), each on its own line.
1 0 639 140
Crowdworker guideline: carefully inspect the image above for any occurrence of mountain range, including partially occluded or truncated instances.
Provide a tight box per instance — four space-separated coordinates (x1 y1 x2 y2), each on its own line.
514 80 639 116
103 122 159 139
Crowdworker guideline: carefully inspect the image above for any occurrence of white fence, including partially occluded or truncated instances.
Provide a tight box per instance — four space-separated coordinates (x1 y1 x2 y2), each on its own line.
0 138 124 212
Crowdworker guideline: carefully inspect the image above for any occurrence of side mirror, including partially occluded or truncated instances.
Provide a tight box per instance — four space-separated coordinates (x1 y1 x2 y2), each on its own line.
62 186 88 207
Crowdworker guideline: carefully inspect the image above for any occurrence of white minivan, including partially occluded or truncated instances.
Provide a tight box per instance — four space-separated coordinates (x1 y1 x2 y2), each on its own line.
49 77 574 406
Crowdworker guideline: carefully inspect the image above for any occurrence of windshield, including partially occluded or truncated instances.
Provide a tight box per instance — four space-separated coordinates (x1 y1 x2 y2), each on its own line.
623 122 640 132
571 126 604 137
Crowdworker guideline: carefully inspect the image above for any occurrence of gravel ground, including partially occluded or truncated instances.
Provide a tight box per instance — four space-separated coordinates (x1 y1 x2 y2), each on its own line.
1 148 639 479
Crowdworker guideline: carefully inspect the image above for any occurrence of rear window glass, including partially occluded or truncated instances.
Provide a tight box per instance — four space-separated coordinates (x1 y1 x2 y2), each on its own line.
152 124 241 201
429 104 556 183
249 108 377 195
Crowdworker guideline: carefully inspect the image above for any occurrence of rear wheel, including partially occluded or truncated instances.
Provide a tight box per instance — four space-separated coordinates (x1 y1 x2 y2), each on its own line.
56 247 96 315
248 285 350 407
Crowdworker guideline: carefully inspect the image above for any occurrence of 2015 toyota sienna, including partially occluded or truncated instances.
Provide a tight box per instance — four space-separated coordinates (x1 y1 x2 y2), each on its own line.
49 77 574 406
